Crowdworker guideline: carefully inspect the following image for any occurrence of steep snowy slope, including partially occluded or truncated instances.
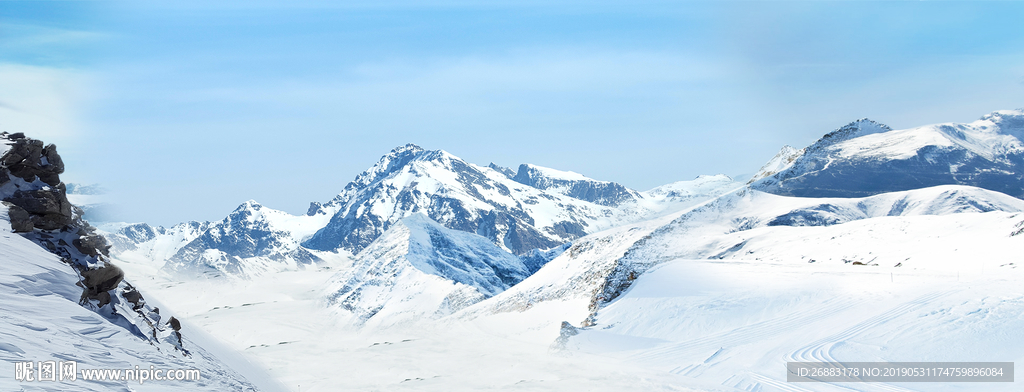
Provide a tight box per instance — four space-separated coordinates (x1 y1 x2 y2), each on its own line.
0 206 264 391
753 109 1024 198
0 132 278 391
323 213 534 327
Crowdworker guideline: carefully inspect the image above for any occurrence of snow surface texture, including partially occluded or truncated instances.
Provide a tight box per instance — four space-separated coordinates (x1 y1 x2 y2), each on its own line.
0 205 270 391
323 213 534 327
753 110 1024 198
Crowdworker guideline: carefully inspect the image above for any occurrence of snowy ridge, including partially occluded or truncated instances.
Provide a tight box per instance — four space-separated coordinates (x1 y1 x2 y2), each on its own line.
323 213 532 327
511 163 642 207
162 200 334 279
753 109 1024 198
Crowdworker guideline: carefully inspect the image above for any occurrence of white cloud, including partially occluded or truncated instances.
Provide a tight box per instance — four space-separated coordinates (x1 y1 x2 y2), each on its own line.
0 63 91 143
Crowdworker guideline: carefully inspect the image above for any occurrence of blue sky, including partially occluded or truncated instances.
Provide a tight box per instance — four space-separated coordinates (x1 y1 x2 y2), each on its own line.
2 0 1023 226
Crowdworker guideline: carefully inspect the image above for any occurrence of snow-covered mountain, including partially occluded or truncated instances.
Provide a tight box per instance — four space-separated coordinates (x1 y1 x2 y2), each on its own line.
302 144 631 256
102 220 210 261
323 213 537 327
162 201 332 278
752 109 1024 198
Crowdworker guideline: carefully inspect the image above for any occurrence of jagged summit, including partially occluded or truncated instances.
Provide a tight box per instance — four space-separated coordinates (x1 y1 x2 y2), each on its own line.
511 163 641 207
807 118 892 152
302 145 645 255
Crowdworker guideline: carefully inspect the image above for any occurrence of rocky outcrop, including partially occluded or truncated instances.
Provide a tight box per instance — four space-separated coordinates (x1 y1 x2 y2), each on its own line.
0 132 190 356
511 164 641 207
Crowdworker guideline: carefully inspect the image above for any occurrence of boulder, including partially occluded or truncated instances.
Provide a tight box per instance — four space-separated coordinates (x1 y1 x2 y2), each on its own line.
80 264 124 301
168 317 181 331
74 234 111 257
3 202 34 232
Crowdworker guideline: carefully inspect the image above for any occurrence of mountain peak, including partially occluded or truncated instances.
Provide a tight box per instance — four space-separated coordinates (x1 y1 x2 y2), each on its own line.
809 119 892 151
234 199 263 212
390 143 424 155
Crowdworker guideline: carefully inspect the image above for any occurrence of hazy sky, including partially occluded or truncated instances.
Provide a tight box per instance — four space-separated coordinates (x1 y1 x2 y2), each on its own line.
2 0 1023 226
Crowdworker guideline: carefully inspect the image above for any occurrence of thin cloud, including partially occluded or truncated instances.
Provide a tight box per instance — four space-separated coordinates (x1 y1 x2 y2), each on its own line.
0 100 22 112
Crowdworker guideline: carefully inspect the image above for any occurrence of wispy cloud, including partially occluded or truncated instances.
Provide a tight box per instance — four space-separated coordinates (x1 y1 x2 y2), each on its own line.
0 63 91 142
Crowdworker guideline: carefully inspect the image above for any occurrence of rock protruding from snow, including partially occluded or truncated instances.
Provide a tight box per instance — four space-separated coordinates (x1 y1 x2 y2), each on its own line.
753 110 1024 198
324 214 533 327
511 164 641 207
0 132 202 363
0 205 261 391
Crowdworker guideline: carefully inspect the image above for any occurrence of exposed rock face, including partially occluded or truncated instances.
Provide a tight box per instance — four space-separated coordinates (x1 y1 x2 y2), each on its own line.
753 111 1024 199
0 132 190 356
511 164 641 207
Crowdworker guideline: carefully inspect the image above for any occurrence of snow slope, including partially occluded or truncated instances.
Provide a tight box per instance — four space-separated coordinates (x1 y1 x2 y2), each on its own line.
0 205 271 391
454 185 1024 340
323 213 534 327
567 210 1024 391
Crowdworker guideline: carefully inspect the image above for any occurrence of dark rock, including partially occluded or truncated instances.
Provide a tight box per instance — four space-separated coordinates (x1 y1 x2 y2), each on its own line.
5 189 72 230
74 234 111 257
3 202 34 232
80 264 124 299
168 317 181 331
306 201 323 216
93 291 112 307
42 144 64 174
123 289 143 308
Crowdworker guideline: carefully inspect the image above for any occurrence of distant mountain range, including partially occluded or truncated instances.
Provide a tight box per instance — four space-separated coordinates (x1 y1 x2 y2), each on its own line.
99 108 1024 326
